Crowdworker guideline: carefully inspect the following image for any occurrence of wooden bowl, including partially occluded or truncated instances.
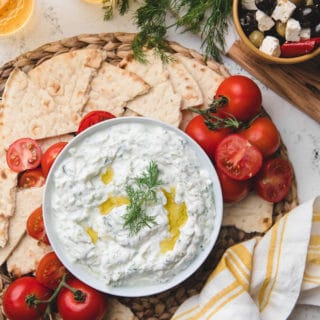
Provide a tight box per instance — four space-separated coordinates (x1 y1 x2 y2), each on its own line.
232 0 320 64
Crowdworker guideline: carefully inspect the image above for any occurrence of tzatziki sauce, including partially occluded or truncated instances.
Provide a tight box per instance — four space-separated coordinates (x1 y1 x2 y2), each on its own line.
50 121 216 287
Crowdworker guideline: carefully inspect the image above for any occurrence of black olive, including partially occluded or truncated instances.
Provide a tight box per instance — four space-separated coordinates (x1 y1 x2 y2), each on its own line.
293 5 320 28
255 0 277 16
311 22 320 37
239 10 258 35
265 26 286 44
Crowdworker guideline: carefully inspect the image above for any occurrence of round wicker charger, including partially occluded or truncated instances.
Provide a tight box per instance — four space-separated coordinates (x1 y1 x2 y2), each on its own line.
0 32 299 320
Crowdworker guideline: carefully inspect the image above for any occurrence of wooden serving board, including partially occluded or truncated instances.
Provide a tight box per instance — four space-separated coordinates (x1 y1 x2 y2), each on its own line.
227 40 320 123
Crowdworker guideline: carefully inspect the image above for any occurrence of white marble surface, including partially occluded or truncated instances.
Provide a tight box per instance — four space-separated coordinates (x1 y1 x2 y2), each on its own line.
0 0 319 318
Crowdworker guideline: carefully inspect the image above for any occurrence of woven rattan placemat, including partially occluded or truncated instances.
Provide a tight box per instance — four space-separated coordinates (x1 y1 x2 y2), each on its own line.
0 32 299 320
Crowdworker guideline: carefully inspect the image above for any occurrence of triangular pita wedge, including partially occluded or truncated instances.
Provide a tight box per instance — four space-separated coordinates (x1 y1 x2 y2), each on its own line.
174 53 225 107
223 192 274 233
0 187 43 263
166 58 203 109
37 134 75 152
126 82 182 127
7 234 51 277
84 62 150 116
104 298 136 320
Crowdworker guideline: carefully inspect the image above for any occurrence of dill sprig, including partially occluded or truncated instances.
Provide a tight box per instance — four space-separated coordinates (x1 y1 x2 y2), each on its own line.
102 0 130 20
102 0 232 62
123 161 162 235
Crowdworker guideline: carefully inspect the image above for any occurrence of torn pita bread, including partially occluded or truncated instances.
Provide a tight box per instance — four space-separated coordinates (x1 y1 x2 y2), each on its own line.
166 58 203 109
85 62 150 117
126 82 182 127
37 134 75 153
223 192 274 233
104 298 137 320
0 187 43 263
7 234 51 277
122 107 141 117
174 53 225 107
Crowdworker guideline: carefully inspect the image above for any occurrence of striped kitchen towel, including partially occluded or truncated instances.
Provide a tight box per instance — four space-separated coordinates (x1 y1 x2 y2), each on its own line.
172 196 320 320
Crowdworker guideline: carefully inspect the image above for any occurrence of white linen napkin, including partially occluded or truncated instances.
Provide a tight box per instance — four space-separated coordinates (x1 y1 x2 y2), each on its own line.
172 196 320 320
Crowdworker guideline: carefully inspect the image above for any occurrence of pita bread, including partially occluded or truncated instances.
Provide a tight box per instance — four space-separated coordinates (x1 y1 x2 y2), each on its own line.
126 82 182 127
223 192 274 233
0 187 43 263
122 107 141 117
174 53 225 107
166 58 203 109
37 134 75 152
104 298 136 320
7 234 51 277
85 62 150 116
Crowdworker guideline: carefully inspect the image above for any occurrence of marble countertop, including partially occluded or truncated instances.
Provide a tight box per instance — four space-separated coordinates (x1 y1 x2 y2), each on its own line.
0 0 319 318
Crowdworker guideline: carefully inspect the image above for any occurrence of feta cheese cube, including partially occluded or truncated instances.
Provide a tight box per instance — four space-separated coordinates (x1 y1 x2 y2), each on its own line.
256 10 275 32
241 0 257 10
259 36 281 57
300 28 311 40
285 18 301 41
272 0 296 23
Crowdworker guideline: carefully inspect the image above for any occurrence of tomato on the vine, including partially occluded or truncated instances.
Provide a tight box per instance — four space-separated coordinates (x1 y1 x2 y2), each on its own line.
215 134 263 181
255 158 293 203
41 142 68 177
36 252 67 290
216 168 252 202
57 278 108 320
241 117 280 157
6 138 42 173
214 75 262 121
77 110 115 134
2 276 51 320
18 169 45 188
26 206 50 245
185 115 231 159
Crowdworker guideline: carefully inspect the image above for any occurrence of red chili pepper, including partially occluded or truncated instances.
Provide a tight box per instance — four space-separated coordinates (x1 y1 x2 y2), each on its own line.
280 37 320 58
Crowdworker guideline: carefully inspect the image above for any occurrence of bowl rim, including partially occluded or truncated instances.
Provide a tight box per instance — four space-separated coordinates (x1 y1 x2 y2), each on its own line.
232 0 320 64
43 116 223 297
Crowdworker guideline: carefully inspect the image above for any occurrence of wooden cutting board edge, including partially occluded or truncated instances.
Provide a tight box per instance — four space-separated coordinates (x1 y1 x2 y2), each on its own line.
227 40 320 123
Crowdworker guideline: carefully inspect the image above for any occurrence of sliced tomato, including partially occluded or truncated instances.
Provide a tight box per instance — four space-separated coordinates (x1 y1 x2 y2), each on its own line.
6 138 42 173
216 168 252 203
18 169 45 188
36 252 67 290
215 134 263 181
26 207 50 245
77 110 116 134
255 158 293 203
41 142 68 177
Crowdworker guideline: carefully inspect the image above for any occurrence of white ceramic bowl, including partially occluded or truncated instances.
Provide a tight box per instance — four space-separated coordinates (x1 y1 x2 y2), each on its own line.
43 117 223 297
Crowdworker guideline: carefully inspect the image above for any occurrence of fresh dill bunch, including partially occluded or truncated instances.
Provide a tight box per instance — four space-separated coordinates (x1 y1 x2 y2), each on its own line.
102 0 130 20
123 161 162 235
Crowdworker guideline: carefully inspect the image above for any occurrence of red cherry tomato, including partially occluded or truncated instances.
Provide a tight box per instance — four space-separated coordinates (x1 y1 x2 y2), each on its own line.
255 158 293 203
77 110 116 134
18 169 46 188
57 278 108 320
36 252 67 290
6 138 42 173
216 168 252 202
26 206 50 245
215 134 263 181
41 142 68 177
2 276 51 320
185 115 231 159
241 117 281 157
215 75 262 121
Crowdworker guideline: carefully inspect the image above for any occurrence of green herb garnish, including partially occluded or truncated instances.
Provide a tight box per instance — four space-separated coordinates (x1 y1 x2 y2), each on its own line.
102 0 232 62
123 161 162 235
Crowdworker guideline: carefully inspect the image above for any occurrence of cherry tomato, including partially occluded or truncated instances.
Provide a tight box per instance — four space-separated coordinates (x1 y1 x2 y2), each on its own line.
57 278 108 320
77 110 115 134
6 138 42 173
215 75 262 121
36 252 67 290
3 276 51 320
26 206 50 245
41 142 68 177
18 169 46 188
216 168 252 202
185 115 231 159
215 134 263 181
241 117 280 157
255 158 293 203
